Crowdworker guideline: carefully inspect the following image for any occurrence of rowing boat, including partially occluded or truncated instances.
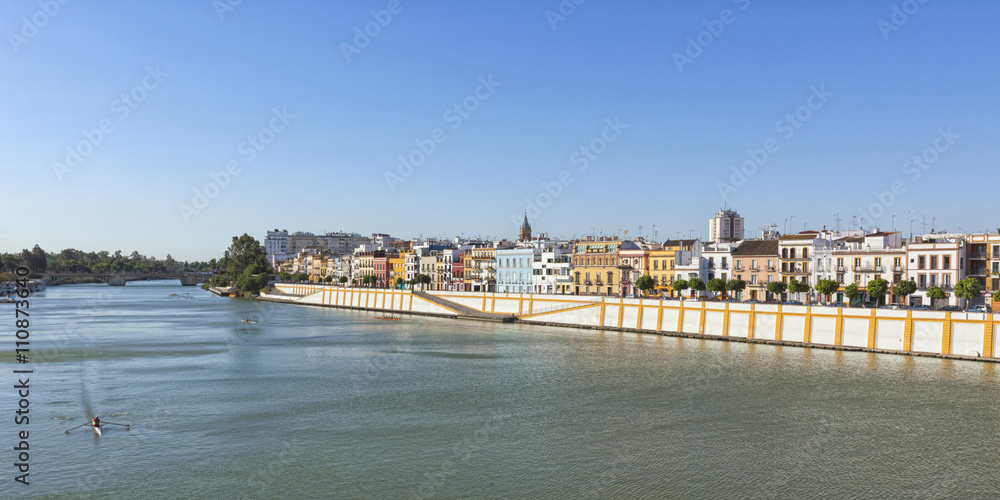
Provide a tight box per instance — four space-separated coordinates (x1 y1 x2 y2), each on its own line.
93 425 102 437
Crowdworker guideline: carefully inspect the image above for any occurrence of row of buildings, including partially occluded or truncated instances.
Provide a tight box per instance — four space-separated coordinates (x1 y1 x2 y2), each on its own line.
266 211 1000 308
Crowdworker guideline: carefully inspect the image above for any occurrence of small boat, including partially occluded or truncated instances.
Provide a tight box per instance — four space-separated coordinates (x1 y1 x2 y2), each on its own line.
240 319 257 324
93 425 102 437
374 315 401 321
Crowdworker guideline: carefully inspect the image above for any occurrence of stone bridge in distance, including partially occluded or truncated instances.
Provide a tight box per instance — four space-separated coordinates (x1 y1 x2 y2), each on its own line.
44 272 212 286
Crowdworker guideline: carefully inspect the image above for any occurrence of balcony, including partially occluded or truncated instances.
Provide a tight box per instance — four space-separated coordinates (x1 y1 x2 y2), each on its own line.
767 266 776 272
853 266 884 273
970 268 989 277
970 252 988 260
836 266 846 272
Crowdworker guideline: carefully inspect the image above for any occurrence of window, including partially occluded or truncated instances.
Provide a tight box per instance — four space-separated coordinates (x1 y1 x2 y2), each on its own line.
942 275 950 287
767 259 774 270
930 275 937 287
790 248 796 259
994 245 1000 259
782 248 788 258
943 256 950 270
930 256 937 270
767 275 773 283
750 275 758 285
751 259 757 270
837 258 844 269
918 256 925 270
802 248 808 259
854 258 861 269
722 257 728 268
893 257 901 270
918 275 927 288
653 261 659 270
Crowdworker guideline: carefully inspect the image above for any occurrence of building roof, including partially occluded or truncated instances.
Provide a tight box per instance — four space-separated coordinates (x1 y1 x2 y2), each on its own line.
732 239 779 256
865 231 899 237
662 239 697 247
779 234 818 241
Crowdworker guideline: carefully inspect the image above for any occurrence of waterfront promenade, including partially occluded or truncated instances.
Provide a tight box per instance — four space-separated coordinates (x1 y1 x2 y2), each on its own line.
262 284 1000 362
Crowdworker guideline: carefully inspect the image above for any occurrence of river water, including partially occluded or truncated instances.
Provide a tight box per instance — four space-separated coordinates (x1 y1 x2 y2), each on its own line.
2 283 999 499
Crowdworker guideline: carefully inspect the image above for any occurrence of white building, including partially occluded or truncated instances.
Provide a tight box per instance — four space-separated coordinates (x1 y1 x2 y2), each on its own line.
905 234 967 307
265 229 289 262
673 240 707 297
709 209 744 243
532 248 573 294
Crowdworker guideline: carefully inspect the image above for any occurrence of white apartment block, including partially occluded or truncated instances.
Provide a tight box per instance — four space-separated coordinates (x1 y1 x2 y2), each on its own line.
905 234 966 307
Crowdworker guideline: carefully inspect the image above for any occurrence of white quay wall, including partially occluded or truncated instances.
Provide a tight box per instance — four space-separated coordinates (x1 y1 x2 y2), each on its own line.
268 284 999 360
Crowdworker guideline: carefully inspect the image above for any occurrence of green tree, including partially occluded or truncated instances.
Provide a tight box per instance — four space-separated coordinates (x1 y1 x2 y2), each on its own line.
993 290 1000 304
339 276 349 285
954 277 981 311
891 280 917 306
672 279 689 299
927 286 947 308
766 280 787 300
361 274 377 287
30 246 47 273
394 277 405 289
726 279 747 301
236 262 269 295
688 278 706 299
280 272 292 281
707 278 727 300
787 278 810 302
815 279 840 304
224 234 271 279
866 277 890 307
844 283 862 305
410 273 432 290
323 275 333 283
635 275 656 296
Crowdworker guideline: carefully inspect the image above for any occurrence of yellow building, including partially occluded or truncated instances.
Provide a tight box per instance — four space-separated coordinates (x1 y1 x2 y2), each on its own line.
648 248 677 296
572 238 622 296
390 254 407 287
464 247 497 292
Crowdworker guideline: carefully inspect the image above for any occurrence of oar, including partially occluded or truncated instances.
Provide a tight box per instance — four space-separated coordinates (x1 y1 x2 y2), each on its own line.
65 422 92 434
102 422 130 428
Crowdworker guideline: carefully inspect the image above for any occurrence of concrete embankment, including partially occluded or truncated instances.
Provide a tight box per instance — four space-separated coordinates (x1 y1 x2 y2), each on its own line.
262 283 1000 363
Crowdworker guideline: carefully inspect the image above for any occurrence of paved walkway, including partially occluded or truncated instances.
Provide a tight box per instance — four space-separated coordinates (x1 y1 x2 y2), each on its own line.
412 290 516 322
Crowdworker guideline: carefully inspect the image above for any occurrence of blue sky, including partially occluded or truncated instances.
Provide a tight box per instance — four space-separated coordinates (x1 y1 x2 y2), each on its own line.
1 1 998 261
